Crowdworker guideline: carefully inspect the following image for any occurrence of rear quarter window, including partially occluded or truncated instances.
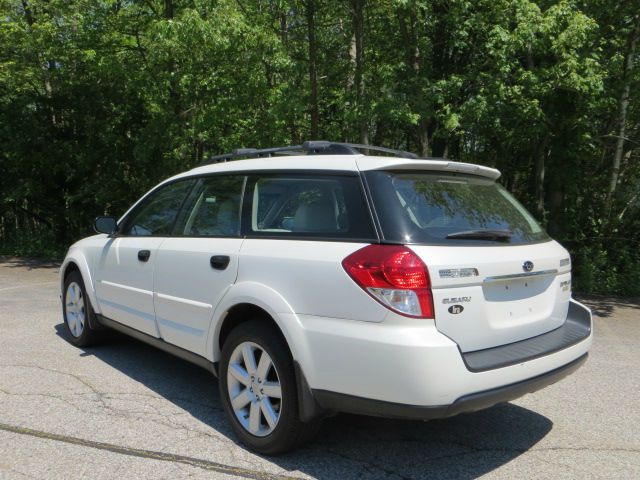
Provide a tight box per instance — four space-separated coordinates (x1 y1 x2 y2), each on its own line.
244 174 375 241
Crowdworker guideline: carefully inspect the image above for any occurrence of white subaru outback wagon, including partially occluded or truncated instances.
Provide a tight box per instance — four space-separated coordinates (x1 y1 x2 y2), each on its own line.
60 141 592 454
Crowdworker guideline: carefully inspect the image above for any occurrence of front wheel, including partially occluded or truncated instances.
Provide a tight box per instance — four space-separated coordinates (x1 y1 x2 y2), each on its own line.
219 320 320 454
62 271 103 347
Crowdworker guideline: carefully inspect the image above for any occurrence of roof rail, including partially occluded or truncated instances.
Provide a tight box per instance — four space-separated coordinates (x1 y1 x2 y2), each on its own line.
201 141 418 165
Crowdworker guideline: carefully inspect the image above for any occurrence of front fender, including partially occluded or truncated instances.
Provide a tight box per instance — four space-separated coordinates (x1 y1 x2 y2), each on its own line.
60 249 100 315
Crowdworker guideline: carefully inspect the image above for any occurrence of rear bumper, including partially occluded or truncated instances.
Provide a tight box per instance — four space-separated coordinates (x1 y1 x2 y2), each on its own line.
311 353 587 420
462 300 592 372
294 299 592 420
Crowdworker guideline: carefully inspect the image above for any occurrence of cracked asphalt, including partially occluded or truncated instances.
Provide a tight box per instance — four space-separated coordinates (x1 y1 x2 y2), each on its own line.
0 257 638 479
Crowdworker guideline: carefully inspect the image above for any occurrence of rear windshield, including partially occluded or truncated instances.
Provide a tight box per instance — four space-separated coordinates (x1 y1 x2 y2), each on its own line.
365 171 549 245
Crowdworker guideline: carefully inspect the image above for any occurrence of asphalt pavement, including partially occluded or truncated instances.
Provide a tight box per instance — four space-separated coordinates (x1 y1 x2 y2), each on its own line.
0 257 638 479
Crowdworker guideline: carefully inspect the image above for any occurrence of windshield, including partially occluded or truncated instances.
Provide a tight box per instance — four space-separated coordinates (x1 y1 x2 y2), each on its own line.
365 171 549 245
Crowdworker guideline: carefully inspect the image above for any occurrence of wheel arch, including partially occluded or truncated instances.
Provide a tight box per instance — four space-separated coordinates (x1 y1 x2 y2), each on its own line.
62 261 80 280
60 252 100 315
207 282 301 363
208 282 323 422
217 303 287 354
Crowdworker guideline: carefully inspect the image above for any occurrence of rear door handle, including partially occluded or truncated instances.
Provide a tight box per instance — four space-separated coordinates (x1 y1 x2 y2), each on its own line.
138 250 151 262
210 255 230 270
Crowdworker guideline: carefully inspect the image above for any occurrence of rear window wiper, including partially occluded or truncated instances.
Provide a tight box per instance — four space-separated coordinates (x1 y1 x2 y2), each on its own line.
445 229 513 241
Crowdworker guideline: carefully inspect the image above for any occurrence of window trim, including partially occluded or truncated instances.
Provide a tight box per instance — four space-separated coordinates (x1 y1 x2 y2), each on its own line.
113 170 380 242
115 173 247 239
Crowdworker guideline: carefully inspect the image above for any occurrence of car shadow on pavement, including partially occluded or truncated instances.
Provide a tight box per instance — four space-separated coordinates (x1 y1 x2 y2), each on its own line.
576 295 640 319
55 324 553 480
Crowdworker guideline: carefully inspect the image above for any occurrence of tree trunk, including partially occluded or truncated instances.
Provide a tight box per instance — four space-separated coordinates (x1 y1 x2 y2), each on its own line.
534 136 550 220
193 138 204 166
279 10 288 46
605 13 640 218
546 176 565 237
418 120 429 157
20 1 35 26
350 0 367 145
163 0 181 118
617 152 638 221
306 0 320 139
398 6 425 155
164 0 173 19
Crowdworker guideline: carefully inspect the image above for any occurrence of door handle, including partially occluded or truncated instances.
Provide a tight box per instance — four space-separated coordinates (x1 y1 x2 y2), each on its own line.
138 250 151 262
210 255 230 270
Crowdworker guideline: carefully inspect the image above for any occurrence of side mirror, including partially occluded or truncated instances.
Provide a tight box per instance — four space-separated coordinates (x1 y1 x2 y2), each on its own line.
94 216 118 235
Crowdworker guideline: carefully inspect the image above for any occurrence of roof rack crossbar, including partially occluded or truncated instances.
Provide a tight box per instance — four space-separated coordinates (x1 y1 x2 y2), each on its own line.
204 145 306 164
201 141 418 165
329 142 418 159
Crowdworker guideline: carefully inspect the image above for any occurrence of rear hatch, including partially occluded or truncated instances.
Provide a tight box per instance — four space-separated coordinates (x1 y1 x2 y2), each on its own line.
364 168 572 352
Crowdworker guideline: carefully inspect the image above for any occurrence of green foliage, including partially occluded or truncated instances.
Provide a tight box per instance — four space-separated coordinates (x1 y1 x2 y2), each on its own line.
572 240 640 296
0 228 66 259
1 0 639 295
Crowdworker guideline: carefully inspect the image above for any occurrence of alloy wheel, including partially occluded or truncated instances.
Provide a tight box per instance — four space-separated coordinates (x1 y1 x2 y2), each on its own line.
226 341 282 437
65 282 85 338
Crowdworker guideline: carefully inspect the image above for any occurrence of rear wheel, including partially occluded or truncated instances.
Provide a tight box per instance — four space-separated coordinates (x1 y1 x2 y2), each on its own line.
219 320 321 454
63 271 103 347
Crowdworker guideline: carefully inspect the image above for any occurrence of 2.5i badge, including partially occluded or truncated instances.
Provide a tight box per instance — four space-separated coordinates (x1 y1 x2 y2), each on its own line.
448 305 464 314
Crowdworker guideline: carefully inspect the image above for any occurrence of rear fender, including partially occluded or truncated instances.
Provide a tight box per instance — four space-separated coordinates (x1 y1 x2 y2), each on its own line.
206 281 324 422
206 281 303 363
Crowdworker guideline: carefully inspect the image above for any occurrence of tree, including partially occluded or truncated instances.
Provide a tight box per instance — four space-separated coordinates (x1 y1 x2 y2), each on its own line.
1 0 639 294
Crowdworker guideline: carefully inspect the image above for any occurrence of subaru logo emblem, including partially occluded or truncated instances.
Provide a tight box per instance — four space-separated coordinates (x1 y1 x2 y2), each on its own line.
523 261 534 272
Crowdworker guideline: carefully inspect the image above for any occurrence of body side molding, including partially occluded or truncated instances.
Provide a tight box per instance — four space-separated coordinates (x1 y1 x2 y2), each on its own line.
95 314 218 376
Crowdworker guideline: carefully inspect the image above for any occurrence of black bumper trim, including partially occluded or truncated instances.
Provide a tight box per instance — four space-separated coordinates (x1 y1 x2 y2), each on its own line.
461 300 592 372
312 353 588 421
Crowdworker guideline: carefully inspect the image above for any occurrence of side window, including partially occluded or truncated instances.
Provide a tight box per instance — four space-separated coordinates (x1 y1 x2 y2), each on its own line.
122 180 194 236
248 175 375 239
180 175 245 237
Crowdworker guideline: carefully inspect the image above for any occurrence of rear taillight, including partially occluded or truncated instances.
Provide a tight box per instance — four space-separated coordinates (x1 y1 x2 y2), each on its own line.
342 245 434 318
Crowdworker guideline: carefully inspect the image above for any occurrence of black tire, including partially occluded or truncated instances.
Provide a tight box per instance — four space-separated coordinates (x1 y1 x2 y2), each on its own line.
219 319 321 454
62 271 103 347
